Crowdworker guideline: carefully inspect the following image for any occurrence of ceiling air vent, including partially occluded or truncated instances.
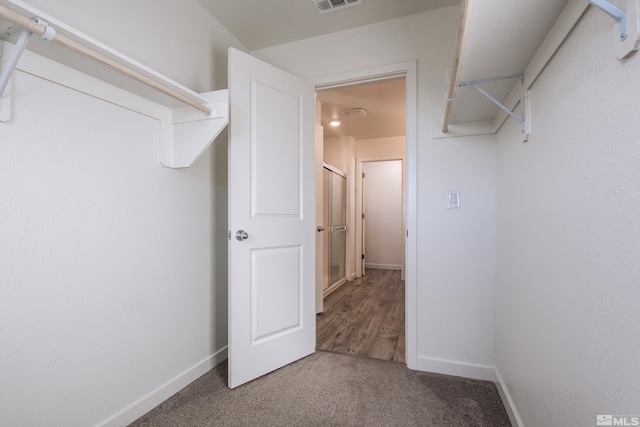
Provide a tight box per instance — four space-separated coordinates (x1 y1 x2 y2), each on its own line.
311 0 363 14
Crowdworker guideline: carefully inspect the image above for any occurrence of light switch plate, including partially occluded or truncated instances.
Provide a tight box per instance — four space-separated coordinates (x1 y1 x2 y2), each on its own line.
447 189 460 209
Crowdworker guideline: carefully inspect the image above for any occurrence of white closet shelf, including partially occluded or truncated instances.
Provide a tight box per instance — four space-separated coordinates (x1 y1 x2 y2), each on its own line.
436 0 639 141
0 0 227 168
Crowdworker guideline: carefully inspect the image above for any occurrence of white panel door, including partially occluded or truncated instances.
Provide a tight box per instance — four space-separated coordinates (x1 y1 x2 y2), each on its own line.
363 161 403 271
228 48 316 389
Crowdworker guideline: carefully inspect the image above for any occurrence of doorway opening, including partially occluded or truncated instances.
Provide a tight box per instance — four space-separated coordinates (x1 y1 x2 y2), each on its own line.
362 159 404 277
314 76 407 364
227 50 416 388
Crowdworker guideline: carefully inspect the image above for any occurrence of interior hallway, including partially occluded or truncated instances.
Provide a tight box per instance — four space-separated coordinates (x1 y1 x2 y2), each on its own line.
316 269 405 363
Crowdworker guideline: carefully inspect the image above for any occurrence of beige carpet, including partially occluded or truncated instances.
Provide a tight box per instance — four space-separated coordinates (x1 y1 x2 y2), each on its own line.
130 351 511 426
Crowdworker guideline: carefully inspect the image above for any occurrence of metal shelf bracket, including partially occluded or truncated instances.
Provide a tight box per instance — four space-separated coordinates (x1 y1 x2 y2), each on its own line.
589 0 628 40
458 74 530 140
1 18 56 121
1 27 31 121
0 27 31 97
588 0 640 59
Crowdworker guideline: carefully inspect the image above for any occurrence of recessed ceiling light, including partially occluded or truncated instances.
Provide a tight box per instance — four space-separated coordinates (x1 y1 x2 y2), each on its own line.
330 120 341 127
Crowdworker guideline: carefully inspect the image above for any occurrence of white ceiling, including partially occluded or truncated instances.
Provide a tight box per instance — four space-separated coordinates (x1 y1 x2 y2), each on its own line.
196 0 460 51
194 0 451 141
317 78 406 140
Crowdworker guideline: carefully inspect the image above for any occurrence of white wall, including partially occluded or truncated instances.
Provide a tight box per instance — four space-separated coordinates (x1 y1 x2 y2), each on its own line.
254 6 498 379
363 160 403 270
495 7 640 427
324 136 355 176
357 136 406 159
0 1 247 425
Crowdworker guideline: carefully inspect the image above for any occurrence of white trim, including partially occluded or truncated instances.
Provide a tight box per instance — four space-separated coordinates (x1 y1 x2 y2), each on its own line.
3 0 211 110
493 0 589 132
524 0 589 90
433 119 497 139
365 263 402 270
416 355 497 382
323 277 347 298
311 60 418 370
322 162 346 177
1 40 229 168
2 40 170 122
314 69 408 90
435 0 590 138
495 369 525 427
96 347 228 427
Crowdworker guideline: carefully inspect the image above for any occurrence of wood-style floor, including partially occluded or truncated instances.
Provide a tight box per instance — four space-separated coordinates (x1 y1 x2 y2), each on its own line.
316 269 405 363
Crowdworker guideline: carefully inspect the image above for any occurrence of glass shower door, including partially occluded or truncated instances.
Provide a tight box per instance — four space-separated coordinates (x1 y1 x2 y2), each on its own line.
324 167 347 290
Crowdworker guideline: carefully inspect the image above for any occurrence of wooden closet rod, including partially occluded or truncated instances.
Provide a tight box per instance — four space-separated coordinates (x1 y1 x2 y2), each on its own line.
0 4 213 115
441 0 470 134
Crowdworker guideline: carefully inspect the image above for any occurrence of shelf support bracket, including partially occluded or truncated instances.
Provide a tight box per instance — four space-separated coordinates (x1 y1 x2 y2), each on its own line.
159 89 229 168
0 27 31 121
588 0 640 59
1 17 56 121
458 74 530 140
589 0 628 41
468 82 524 127
0 27 31 96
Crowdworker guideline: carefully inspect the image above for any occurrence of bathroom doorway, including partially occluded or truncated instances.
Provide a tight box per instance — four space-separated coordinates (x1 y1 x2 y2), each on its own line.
315 75 407 363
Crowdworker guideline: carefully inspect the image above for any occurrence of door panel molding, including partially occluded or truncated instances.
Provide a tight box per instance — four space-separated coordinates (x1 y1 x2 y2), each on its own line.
228 48 316 388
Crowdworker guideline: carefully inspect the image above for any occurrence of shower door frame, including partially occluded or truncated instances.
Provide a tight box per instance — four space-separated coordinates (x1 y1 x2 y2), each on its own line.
322 163 348 297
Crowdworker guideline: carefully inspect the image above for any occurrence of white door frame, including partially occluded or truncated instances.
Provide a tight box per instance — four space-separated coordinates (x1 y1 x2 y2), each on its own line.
311 60 417 370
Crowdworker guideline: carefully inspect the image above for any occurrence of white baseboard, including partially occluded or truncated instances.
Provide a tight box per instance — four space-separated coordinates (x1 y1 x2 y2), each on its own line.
97 347 228 427
323 278 347 298
416 355 497 382
365 263 401 270
495 368 524 427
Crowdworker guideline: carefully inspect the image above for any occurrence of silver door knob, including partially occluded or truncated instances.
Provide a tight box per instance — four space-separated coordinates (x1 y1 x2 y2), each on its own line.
235 230 249 241
317 226 325 232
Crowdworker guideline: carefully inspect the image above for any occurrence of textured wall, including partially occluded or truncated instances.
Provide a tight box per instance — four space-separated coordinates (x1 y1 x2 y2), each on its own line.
0 1 246 425
496 7 640 426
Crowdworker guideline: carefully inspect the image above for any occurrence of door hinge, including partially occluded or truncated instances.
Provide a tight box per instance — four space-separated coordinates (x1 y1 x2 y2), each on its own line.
362 213 365 219
362 172 365 178
361 254 365 260
228 230 231 240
